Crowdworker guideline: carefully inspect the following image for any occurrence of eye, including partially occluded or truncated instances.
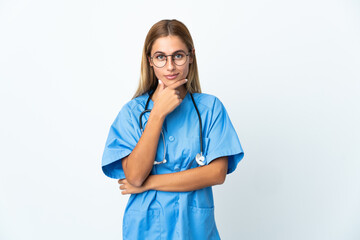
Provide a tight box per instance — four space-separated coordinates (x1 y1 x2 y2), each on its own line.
155 54 166 61
174 52 185 59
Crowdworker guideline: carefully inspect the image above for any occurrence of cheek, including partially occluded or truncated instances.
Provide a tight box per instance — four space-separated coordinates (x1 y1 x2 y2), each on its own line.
152 68 162 79
180 65 190 77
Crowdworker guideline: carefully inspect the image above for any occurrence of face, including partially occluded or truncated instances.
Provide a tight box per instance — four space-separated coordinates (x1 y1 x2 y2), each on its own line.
148 35 194 87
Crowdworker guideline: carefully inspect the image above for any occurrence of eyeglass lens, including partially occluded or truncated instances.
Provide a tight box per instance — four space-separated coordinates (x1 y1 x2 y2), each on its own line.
152 51 188 68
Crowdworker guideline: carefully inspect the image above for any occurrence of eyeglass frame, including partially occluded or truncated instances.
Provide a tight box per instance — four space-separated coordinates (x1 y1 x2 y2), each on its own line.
149 50 192 68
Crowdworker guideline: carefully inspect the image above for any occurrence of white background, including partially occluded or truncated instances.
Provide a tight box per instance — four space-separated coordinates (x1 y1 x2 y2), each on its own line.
1 0 359 239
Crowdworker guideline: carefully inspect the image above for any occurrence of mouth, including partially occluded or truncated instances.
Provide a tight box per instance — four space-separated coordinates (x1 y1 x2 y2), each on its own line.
164 73 179 80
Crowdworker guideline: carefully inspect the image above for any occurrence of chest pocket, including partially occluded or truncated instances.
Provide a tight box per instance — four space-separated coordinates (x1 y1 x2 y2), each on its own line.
182 136 210 169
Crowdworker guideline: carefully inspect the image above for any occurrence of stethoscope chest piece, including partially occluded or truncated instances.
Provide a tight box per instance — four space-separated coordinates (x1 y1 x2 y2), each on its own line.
195 153 205 166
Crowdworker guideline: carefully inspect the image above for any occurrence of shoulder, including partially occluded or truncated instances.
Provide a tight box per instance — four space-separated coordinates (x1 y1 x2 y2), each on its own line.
112 93 148 122
191 92 223 110
119 93 148 114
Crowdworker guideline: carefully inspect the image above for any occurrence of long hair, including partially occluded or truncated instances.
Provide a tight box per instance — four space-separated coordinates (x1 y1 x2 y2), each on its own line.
132 19 201 99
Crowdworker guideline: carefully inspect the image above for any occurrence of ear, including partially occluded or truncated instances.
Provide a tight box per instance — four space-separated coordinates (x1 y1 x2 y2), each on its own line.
189 48 195 64
148 56 153 67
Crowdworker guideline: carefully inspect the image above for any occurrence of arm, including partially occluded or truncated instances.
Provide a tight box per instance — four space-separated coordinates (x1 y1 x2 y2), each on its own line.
122 79 188 187
121 112 164 187
119 156 228 194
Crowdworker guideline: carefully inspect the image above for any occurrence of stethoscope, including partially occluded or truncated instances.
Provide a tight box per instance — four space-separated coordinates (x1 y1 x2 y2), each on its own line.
139 89 205 166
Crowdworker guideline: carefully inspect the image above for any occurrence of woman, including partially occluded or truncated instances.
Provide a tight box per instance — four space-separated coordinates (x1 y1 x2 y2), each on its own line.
102 19 244 240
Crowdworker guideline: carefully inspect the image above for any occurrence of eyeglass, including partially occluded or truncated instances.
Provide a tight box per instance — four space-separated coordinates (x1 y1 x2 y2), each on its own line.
150 50 190 68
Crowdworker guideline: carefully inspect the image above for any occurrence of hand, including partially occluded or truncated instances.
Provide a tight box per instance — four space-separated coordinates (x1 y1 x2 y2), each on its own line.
118 178 147 195
152 78 188 118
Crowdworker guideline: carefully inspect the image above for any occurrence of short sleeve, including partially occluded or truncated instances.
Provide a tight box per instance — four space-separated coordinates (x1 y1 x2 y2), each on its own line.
101 104 139 179
205 97 244 174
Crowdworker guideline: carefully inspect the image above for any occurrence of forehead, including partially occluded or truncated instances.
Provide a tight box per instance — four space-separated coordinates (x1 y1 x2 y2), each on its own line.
151 35 187 54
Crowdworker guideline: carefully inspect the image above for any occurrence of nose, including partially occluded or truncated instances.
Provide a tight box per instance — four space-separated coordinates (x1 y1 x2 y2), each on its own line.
166 56 176 70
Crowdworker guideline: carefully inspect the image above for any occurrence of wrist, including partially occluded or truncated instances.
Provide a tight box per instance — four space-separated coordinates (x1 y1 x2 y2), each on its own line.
149 107 166 121
143 175 155 191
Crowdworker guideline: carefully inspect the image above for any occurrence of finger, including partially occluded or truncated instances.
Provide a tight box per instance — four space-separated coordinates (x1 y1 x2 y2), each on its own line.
157 79 166 92
118 179 123 184
119 185 126 190
121 190 127 195
168 78 188 89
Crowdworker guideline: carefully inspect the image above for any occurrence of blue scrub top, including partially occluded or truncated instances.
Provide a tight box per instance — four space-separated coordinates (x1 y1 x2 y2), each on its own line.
102 91 244 240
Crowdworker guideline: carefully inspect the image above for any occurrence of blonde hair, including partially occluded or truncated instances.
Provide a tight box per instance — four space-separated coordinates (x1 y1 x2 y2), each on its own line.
132 19 201 99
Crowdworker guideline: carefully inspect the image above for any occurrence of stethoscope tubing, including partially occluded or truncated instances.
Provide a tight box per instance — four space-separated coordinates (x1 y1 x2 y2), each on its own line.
190 92 203 156
139 89 204 165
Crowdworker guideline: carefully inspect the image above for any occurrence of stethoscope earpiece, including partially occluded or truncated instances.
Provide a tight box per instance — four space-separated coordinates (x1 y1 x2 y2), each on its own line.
154 159 167 165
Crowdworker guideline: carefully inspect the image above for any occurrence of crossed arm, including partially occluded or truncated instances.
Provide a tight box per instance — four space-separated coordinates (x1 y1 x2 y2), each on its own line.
119 81 228 194
118 156 228 195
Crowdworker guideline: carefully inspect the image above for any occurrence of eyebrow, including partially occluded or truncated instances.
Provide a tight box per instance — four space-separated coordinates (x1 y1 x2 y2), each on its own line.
153 49 186 55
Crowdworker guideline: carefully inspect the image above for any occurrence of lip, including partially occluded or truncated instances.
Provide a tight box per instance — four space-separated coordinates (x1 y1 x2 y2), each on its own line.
164 73 179 80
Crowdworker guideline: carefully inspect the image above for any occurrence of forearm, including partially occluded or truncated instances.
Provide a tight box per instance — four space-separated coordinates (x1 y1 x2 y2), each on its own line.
143 157 228 192
123 111 165 187
123 79 188 187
